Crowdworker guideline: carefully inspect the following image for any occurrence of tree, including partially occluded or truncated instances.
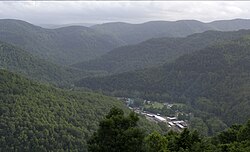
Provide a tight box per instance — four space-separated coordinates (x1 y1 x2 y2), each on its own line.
176 129 192 150
87 107 145 152
144 131 169 152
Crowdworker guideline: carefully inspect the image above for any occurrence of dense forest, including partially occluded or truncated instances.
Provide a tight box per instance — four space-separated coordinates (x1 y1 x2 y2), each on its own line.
76 37 250 134
88 107 250 152
0 19 123 65
0 41 94 86
0 69 161 151
73 30 250 74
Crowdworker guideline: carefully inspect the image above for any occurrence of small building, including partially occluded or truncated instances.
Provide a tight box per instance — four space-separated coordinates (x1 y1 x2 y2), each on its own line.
168 122 175 126
146 114 154 117
176 124 185 129
154 115 167 122
167 117 177 121
172 120 185 124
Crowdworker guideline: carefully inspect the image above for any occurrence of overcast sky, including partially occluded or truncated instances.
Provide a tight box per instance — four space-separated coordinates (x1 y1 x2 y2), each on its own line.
1 1 250 26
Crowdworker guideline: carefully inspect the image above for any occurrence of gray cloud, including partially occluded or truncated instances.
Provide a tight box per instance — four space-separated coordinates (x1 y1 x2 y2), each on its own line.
0 1 250 25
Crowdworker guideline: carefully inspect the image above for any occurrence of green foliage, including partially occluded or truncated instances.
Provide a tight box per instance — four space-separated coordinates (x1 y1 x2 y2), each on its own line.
87 107 145 152
0 41 94 86
206 118 227 135
166 120 248 151
0 69 127 151
190 117 209 136
88 108 250 152
88 108 213 152
213 120 250 152
169 121 250 152
144 131 169 152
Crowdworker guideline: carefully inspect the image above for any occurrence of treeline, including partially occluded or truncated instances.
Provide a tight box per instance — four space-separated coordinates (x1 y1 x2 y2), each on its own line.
88 107 250 152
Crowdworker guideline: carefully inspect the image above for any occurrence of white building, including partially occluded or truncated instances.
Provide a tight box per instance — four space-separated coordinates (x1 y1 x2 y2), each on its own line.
167 116 177 121
154 115 167 122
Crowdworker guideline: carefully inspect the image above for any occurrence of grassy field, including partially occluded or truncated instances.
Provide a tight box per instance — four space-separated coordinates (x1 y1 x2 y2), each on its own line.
144 102 187 109
144 102 164 109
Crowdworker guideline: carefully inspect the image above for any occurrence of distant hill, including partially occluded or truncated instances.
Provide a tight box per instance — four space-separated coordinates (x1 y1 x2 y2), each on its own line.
76 37 250 126
73 30 250 74
0 41 93 86
209 18 250 31
0 69 161 151
91 19 250 45
2 19 250 66
39 23 96 29
0 19 123 65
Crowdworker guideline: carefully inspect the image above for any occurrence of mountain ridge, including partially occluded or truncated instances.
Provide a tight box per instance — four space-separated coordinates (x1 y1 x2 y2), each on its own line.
73 29 250 74
0 19 124 65
91 18 250 45
2 19 250 66
0 41 95 86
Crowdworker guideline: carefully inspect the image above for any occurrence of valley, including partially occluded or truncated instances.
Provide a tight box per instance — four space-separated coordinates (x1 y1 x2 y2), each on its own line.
1 16 250 151
76 36 250 135
118 97 189 132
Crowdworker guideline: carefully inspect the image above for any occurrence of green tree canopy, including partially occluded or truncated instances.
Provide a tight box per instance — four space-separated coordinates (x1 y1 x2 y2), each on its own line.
144 131 169 152
87 107 145 152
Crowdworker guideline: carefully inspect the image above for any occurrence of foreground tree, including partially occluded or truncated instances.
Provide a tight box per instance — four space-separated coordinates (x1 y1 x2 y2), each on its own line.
144 131 169 152
87 107 145 152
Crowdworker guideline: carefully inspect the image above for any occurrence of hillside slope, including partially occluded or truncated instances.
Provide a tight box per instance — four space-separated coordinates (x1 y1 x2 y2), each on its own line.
0 41 91 86
73 30 250 74
76 37 250 126
0 69 162 151
0 69 127 151
0 19 123 65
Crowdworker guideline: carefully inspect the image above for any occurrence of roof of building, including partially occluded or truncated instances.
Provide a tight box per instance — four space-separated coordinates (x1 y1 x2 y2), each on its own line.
154 115 166 121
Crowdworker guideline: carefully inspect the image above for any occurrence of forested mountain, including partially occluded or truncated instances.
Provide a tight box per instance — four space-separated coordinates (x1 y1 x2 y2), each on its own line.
73 30 250 74
209 18 250 31
2 19 250 66
39 23 95 29
91 19 250 45
0 69 161 151
0 41 95 86
0 19 123 65
91 20 212 45
76 37 250 127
